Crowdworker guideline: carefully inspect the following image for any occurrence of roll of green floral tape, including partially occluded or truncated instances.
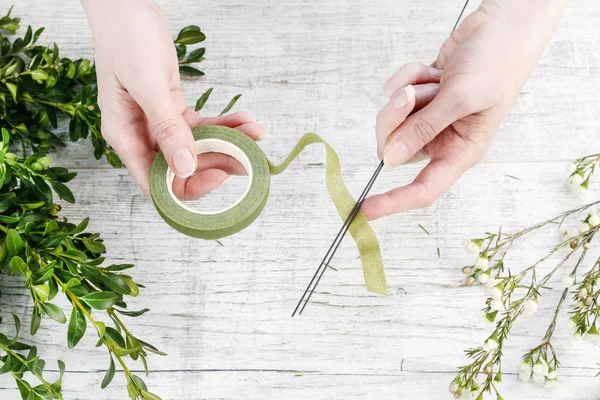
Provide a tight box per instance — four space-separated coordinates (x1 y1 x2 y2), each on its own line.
150 125 388 295
150 125 270 240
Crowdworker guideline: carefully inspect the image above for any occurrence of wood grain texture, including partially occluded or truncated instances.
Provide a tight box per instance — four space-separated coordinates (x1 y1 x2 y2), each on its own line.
1 0 600 399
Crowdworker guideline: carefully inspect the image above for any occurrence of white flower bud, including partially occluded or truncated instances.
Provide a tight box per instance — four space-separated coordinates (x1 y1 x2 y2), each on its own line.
574 332 582 340
578 287 588 299
518 361 532 375
544 379 559 389
562 276 574 288
462 240 481 255
532 372 546 384
518 371 531 382
478 272 490 284
475 257 489 270
590 213 600 227
547 369 557 380
532 361 545 375
490 299 504 311
567 162 577 173
525 299 538 315
486 276 499 287
567 174 584 190
449 382 458 394
488 287 503 300
579 223 591 234
483 339 499 352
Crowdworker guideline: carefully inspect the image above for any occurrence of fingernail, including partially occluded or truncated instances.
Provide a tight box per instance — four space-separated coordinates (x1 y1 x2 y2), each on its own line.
383 141 409 168
173 149 196 178
218 176 231 187
391 85 415 110
430 67 443 78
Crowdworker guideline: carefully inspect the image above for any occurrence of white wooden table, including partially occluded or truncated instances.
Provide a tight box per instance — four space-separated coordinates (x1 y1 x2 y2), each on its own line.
1 1 600 399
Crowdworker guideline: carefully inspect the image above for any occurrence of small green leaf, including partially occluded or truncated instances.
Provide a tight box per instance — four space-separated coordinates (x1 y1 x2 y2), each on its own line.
43 220 59 236
41 302 67 323
7 229 23 255
219 94 242 116
67 306 86 348
5 82 17 102
115 308 150 318
30 309 41 335
11 256 28 274
81 238 106 254
179 65 204 76
186 47 205 63
195 87 213 111
51 181 75 203
175 25 205 45
101 356 115 389
70 217 89 235
32 284 50 302
80 291 122 310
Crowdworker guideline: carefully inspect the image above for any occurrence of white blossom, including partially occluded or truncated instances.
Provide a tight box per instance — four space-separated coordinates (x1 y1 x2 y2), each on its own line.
488 287 503 301
480 313 495 327
567 318 578 334
462 240 481 255
574 332 582 340
525 299 538 315
567 174 584 192
532 372 546 384
475 257 489 270
567 162 577 173
478 272 490 284
561 227 581 241
562 276 574 288
547 369 557 380
532 361 546 375
490 299 504 312
590 213 600 227
483 339 499 352
518 361 532 375
579 223 591 234
544 379 559 389
585 331 600 345
486 276 499 287
518 371 531 382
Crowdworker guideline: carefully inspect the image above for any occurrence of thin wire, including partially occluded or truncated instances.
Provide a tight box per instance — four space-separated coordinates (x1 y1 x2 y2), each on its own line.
292 0 471 316
291 160 384 317
296 161 384 316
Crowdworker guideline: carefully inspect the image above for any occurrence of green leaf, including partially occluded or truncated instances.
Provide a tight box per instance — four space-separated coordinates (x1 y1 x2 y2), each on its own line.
38 233 65 248
33 27 45 43
67 306 86 348
43 220 59 236
5 82 17 102
32 284 50 302
80 291 122 310
186 47 205 63
175 43 186 61
61 249 88 262
30 309 41 335
81 238 106 254
7 229 23 255
115 308 150 318
101 356 115 389
104 326 126 348
104 264 134 272
70 217 89 235
195 87 213 111
219 94 242 116
11 256 28 274
179 65 204 76
50 181 75 203
41 302 67 323
175 25 205 45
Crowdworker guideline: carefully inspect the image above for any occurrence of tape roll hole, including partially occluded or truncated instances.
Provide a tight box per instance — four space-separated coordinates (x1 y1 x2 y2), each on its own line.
166 139 253 215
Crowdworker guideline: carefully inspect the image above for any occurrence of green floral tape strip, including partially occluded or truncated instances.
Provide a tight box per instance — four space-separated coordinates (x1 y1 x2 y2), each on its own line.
150 125 387 295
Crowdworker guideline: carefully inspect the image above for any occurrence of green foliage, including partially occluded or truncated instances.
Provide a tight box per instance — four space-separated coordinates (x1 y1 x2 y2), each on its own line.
0 5 243 398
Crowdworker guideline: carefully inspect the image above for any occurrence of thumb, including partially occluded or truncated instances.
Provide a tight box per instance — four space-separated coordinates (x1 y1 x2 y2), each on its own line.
136 87 197 178
383 87 473 168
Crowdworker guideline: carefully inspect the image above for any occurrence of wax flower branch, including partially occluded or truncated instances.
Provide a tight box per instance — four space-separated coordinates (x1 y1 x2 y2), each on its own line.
449 155 600 399
0 6 240 399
